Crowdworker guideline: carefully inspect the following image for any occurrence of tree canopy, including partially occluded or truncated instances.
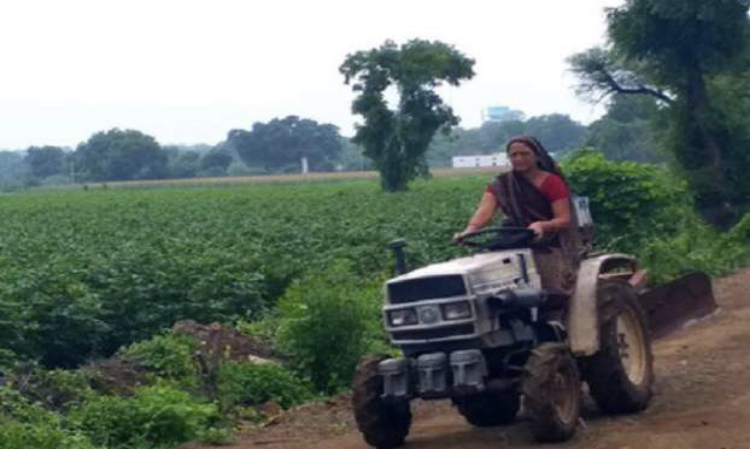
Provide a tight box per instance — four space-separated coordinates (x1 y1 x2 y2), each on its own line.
164 146 201 179
340 39 475 191
200 148 234 173
584 96 666 163
74 129 168 182
227 116 343 173
523 114 587 155
568 0 750 228
24 146 67 179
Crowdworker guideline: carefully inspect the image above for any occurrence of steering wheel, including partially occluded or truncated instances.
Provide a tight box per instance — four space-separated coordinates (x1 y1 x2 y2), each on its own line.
456 226 536 251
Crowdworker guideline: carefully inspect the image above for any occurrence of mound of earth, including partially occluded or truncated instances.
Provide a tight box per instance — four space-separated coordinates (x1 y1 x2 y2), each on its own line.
173 320 277 363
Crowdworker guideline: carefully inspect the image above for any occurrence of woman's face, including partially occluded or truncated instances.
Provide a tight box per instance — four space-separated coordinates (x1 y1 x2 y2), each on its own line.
508 142 538 172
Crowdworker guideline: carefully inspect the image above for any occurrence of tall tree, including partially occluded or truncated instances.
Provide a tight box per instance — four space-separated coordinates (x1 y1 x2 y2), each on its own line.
569 0 750 227
227 116 343 173
340 39 475 191
75 129 168 182
585 95 667 163
24 146 66 179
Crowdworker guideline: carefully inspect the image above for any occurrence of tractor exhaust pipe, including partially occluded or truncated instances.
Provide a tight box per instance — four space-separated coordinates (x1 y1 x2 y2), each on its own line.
389 239 408 275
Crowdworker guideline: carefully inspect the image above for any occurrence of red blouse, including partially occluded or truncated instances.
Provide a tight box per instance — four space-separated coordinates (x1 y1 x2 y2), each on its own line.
485 173 569 204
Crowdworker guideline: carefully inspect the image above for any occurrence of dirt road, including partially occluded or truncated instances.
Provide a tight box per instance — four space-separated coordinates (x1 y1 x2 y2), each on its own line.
193 268 750 449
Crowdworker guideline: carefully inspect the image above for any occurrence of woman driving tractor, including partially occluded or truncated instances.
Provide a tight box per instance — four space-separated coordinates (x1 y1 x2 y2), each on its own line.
454 136 581 296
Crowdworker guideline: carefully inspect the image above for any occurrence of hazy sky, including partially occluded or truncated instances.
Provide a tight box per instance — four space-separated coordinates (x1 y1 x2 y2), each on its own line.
0 0 624 150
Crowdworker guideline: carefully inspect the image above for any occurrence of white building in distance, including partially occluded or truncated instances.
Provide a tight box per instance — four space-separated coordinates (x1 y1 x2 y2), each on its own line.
452 153 509 168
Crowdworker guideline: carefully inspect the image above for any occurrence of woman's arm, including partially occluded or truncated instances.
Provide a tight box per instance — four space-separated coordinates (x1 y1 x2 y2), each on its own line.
529 198 572 237
454 192 497 241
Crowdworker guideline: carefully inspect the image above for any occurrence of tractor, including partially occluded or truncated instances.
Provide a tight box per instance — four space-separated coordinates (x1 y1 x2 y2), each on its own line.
352 199 716 447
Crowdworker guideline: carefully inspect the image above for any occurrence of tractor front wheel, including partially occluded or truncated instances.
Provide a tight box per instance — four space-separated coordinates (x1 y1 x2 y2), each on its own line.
352 354 412 449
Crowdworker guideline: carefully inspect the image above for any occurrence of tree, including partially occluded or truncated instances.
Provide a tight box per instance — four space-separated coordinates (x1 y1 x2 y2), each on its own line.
568 0 750 228
523 114 586 156
340 39 475 191
200 148 233 173
164 146 201 179
0 151 26 190
24 146 67 179
75 129 168 182
227 116 343 173
584 96 667 163
568 47 674 104
339 138 372 171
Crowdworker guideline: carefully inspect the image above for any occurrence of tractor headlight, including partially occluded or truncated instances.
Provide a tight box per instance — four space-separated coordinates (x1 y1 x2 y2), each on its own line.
441 301 472 321
388 308 418 327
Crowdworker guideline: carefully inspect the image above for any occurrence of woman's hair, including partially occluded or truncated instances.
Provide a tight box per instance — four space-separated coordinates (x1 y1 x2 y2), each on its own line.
506 135 566 182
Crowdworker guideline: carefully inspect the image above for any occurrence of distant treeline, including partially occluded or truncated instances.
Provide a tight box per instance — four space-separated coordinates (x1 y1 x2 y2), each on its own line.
0 98 661 191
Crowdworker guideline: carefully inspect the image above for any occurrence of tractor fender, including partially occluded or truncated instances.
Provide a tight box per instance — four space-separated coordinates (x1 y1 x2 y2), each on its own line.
568 253 637 356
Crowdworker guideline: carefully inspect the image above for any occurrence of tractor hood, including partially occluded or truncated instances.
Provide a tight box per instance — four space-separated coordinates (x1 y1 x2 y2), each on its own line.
388 251 531 284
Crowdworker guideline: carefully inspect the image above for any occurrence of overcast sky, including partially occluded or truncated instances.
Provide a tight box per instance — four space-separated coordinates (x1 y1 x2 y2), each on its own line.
0 0 624 150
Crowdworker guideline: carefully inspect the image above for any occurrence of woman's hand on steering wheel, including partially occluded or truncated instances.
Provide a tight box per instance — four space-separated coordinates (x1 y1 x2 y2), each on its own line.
528 221 545 241
453 226 478 244
453 226 537 250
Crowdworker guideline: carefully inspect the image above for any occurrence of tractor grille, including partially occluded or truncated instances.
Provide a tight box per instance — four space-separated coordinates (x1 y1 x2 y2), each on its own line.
387 275 467 304
391 324 475 341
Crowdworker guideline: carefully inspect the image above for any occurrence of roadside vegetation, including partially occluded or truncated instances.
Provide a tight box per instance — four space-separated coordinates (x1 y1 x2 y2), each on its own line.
1 153 748 448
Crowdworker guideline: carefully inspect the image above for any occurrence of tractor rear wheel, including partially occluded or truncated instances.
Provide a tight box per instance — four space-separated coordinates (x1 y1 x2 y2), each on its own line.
453 389 520 427
352 354 411 449
583 280 654 414
522 343 581 443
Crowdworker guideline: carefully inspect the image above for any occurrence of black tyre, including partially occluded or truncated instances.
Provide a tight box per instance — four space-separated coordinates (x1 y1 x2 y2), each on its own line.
352 354 411 449
453 389 520 427
583 280 654 414
522 343 581 443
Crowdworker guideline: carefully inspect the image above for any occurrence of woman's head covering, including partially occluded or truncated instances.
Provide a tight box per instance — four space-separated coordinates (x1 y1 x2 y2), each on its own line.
505 135 566 183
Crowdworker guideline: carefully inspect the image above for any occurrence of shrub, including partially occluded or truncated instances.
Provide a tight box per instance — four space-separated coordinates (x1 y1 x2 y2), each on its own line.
276 261 386 394
119 332 200 388
638 213 750 283
71 384 219 449
217 361 313 410
0 420 99 449
563 149 692 252
11 367 94 412
4 270 109 368
235 317 278 352
563 151 750 282
0 387 98 449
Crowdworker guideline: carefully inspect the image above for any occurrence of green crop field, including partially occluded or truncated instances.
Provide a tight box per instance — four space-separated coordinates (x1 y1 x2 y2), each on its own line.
0 175 492 368
2 157 749 449
4 156 749 371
